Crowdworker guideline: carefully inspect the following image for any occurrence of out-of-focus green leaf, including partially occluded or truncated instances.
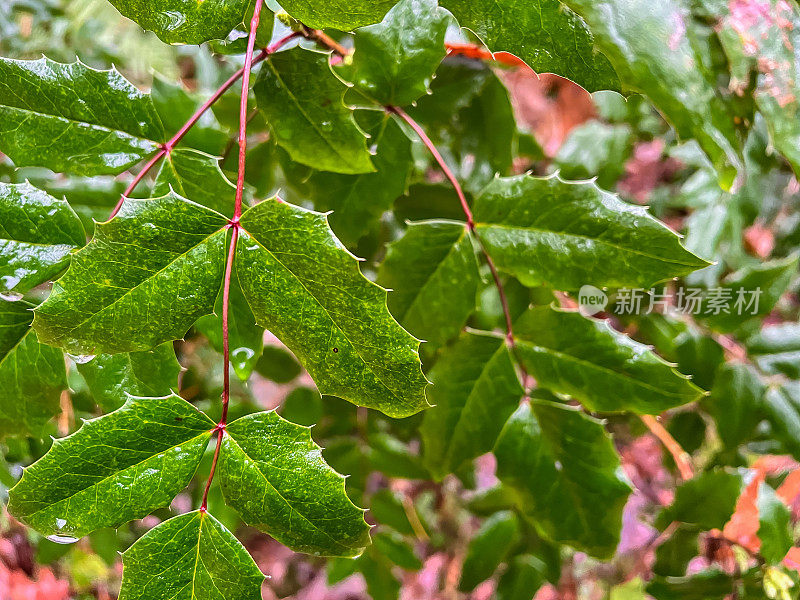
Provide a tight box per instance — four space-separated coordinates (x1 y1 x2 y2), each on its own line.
554 121 633 189
497 554 548 600
764 382 800 460
459 510 520 592
747 323 800 379
372 529 422 570
757 482 793 565
658 470 744 530
705 364 765 449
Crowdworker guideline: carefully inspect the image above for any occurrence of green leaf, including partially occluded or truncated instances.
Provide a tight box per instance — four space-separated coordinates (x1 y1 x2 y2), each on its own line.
153 149 237 217
279 0 395 29
217 410 370 557
307 114 412 245
757 482 793 565
560 0 742 186
378 220 480 346
339 0 450 106
254 48 374 175
497 555 548 600
118 510 264 600
705 364 765 449
0 57 164 176
8 394 215 539
459 510 520 592
236 198 428 417
0 182 85 294
195 265 264 381
512 307 703 414
747 323 800 379
653 524 699 577
494 400 632 558
33 192 228 355
647 569 752 600
441 0 620 93
0 299 66 438
473 174 708 290
420 331 523 480
76 342 182 411
554 121 633 189
372 529 422 570
106 0 251 44
658 470 744 530
764 382 800 460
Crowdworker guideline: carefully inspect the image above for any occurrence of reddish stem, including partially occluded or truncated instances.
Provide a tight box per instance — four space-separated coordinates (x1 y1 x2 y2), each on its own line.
200 0 265 511
109 29 303 219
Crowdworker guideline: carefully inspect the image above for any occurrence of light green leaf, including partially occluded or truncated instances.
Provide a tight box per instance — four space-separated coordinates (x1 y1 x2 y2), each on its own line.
254 48 374 175
554 121 633 189
118 510 264 600
441 0 620 93
339 0 450 106
494 400 632 558
757 482 793 565
0 182 85 294
459 511 520 592
473 174 708 290
279 0 395 29
747 323 800 379
76 342 182 411
561 0 742 186
153 149 237 217
217 410 370 557
513 307 703 414
236 197 428 417
8 394 215 539
378 220 480 346
0 57 164 176
764 382 800 460
420 331 523 480
33 192 228 355
0 299 66 438
106 0 252 44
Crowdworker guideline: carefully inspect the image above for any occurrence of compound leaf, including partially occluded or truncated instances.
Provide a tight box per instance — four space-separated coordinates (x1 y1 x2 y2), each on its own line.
513 307 703 414
0 182 85 294
495 400 632 558
473 174 708 290
33 192 228 355
0 57 164 176
217 410 370 557
0 300 66 438
8 394 215 539
254 48 374 175
236 197 428 417
118 510 264 600
378 220 480 346
420 331 523 480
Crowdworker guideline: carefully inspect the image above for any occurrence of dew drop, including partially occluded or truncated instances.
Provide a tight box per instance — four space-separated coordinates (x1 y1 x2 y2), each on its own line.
47 534 79 545
68 354 96 365
332 347 338 353
0 291 23 301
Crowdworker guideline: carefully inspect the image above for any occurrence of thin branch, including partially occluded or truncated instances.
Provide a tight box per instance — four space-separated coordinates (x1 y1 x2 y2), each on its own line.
302 26 350 57
641 414 694 481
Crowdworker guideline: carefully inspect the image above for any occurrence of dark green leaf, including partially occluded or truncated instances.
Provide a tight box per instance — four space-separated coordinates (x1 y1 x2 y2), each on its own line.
441 0 620 93
0 299 66 438
513 307 703 414
757 482 793 565
378 220 480 345
647 569 748 600
747 323 800 379
106 0 251 44
372 529 422 570
255 344 302 384
153 149 237 217
473 174 708 290
0 57 163 176
420 331 523 480
653 524 699 577
554 121 633 189
254 48 374 175
8 394 214 539
658 470 744 530
494 400 632 558
0 182 85 294
279 0 395 29
76 342 182 411
459 510 520 591
705 364 765 449
33 192 228 355
236 198 428 417
217 410 370 557
118 510 264 600
339 0 449 106
368 489 415 536
367 432 428 480
497 555 548 600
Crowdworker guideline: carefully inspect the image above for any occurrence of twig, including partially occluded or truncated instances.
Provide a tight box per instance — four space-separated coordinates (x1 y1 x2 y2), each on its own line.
641 414 694 481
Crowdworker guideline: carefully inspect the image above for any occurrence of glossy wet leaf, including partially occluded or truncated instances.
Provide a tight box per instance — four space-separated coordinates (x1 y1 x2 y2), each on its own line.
8 394 215 539
378 220 480 345
561 0 742 186
441 0 620 93
118 510 264 600
217 410 370 556
459 511 520 591
236 197 428 417
0 57 164 176
513 307 703 414
279 0 395 30
0 182 85 294
339 0 450 106
254 48 374 175
473 175 708 290
106 0 251 44
153 149 237 217
420 331 523 480
76 343 182 411
33 192 228 355
494 400 632 558
0 300 66 438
